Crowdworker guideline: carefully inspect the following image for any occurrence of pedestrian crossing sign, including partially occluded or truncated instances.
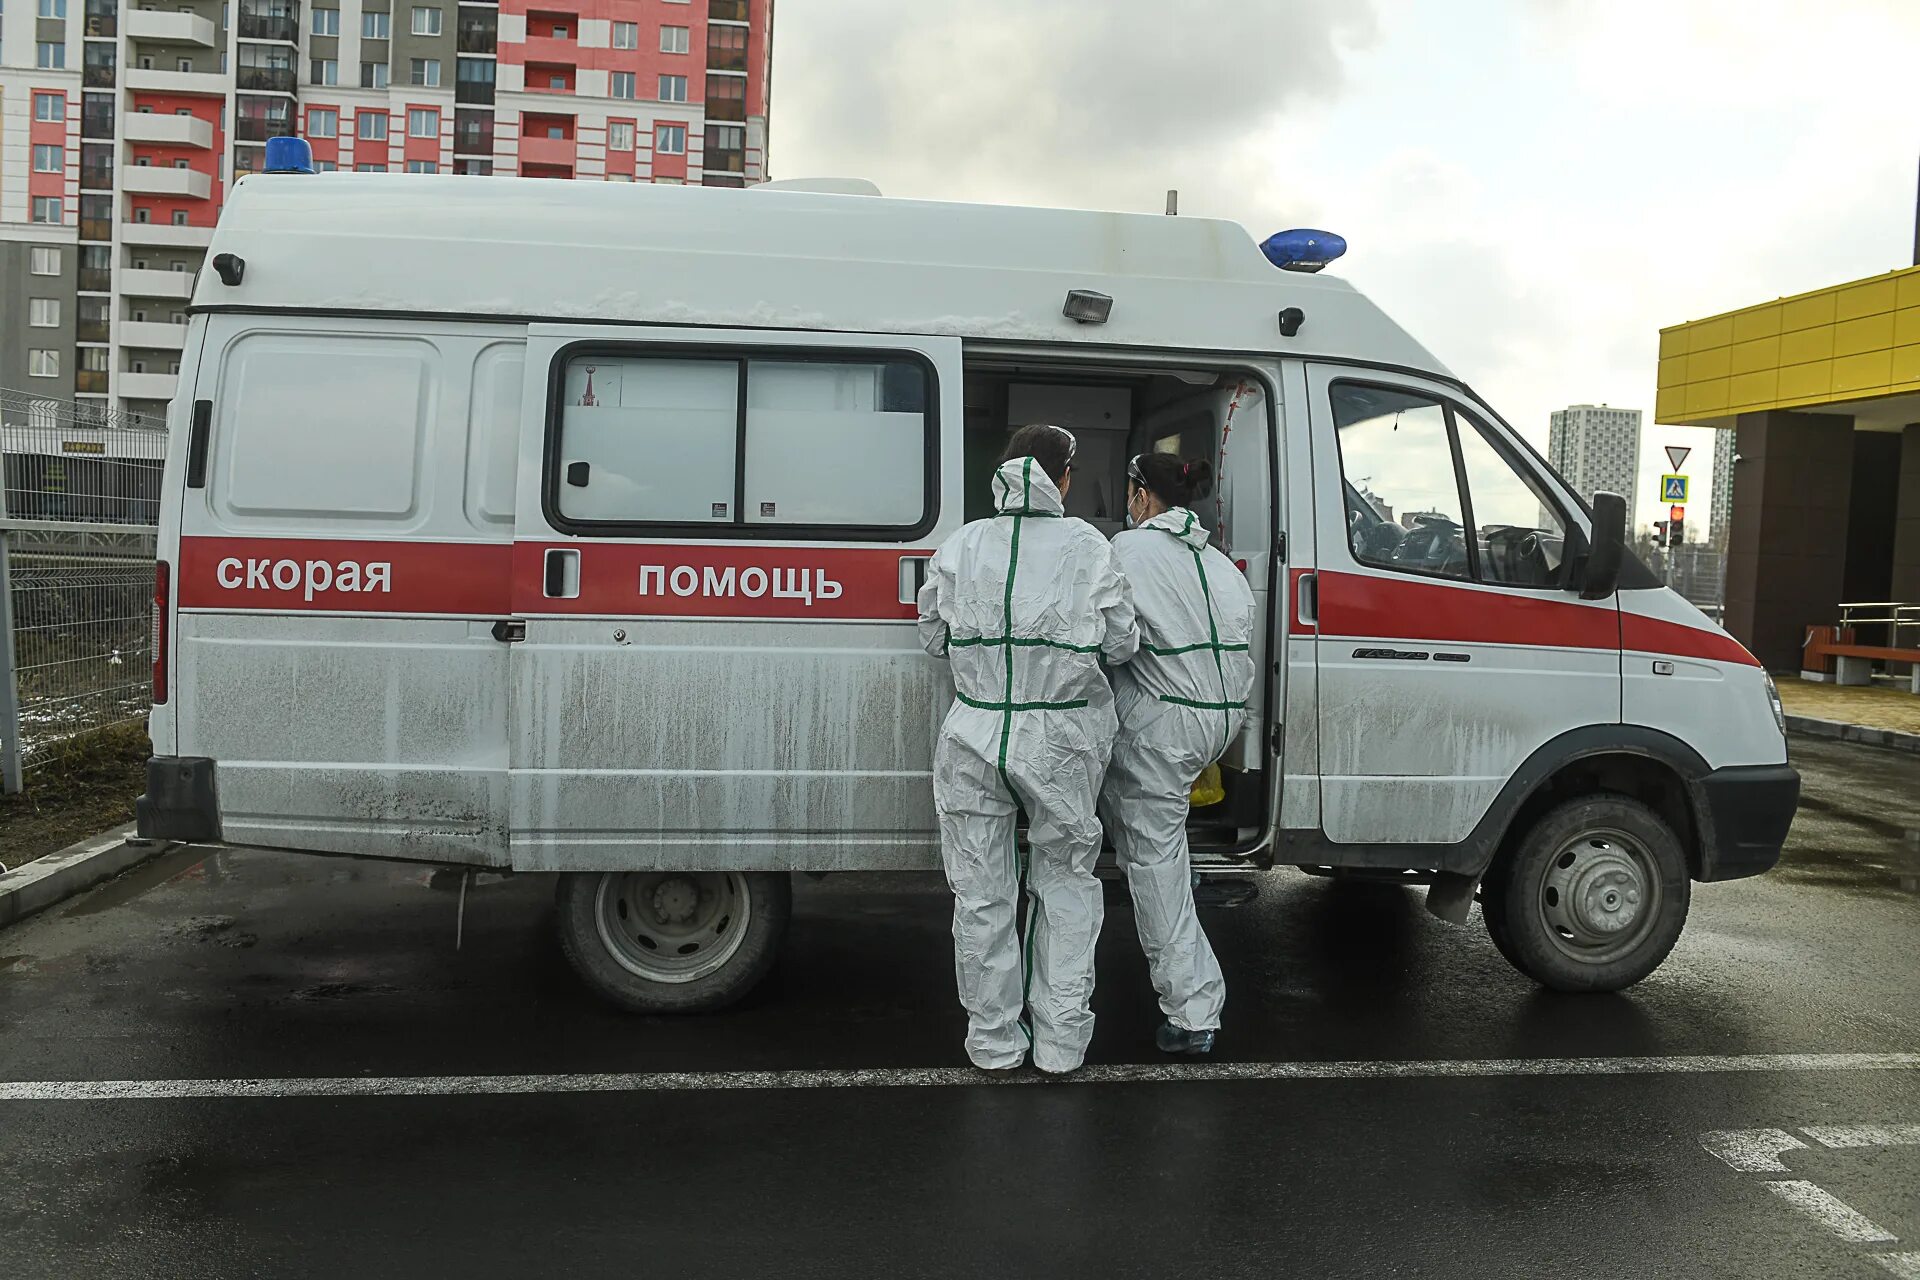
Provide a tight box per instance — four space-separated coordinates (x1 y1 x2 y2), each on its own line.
1660 474 1689 503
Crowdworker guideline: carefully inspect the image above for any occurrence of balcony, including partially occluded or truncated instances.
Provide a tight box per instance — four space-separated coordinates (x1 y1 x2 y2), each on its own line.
709 0 748 20
84 63 117 88
121 268 198 300
79 162 116 190
124 66 228 95
124 112 217 149
456 18 496 53
237 12 300 42
123 166 214 200
235 65 298 93
234 116 295 142
455 78 496 105
125 8 218 45
452 125 494 155
80 219 114 243
120 222 214 249
79 268 113 292
121 320 188 349
119 371 181 402
82 108 115 139
77 319 112 343
75 370 110 394
84 13 115 37
518 133 575 167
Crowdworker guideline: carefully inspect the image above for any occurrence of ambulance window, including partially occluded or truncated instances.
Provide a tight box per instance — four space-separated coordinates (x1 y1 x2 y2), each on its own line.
555 356 740 524
219 334 433 521
1454 410 1570 589
1330 384 1469 581
743 359 925 526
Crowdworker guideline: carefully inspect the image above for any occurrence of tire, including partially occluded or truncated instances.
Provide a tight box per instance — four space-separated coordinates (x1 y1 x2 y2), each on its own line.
1482 794 1690 993
556 870 791 1014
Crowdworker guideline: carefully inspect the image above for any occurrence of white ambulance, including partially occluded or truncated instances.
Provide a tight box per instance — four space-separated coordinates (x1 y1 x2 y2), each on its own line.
137 152 1799 1011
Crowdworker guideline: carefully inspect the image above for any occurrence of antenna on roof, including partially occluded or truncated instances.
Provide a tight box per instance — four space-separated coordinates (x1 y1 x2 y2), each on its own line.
1165 189 1178 216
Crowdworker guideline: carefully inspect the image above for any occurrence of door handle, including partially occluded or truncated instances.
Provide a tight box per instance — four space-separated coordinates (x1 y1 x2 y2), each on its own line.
544 547 580 599
1296 572 1317 627
898 554 931 605
491 619 525 643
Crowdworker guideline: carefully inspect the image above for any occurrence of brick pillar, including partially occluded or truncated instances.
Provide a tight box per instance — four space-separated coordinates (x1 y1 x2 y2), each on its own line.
1892 424 1920 603
1722 410 1855 671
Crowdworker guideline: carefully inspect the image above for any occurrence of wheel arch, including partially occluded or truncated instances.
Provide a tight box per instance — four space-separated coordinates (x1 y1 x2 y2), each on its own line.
1484 736 1707 883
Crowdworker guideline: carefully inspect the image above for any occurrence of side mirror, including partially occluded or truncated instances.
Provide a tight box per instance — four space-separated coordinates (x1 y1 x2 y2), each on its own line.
1579 491 1626 600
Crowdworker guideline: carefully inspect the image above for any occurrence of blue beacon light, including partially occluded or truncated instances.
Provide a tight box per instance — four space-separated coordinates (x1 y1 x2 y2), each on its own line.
263 135 316 174
1260 228 1347 273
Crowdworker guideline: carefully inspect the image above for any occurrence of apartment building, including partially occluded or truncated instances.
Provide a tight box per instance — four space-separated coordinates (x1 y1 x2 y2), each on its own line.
1548 403 1642 525
0 0 772 421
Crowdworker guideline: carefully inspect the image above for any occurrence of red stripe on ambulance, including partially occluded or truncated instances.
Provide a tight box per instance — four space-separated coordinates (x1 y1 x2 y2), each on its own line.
1318 570 1620 651
511 543 920 620
179 537 511 614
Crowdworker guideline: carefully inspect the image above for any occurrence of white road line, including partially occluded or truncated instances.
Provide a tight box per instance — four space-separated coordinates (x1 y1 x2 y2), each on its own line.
1 1051 1918 1101
1804 1123 1920 1150
1875 1252 1920 1279
1700 1128 1809 1173
1765 1181 1899 1244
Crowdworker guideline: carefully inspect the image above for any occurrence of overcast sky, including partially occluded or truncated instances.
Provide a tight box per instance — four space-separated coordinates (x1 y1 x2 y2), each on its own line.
771 0 1920 532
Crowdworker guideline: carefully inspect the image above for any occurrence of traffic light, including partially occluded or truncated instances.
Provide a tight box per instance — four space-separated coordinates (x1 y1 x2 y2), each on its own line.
1668 504 1686 547
1654 521 1668 544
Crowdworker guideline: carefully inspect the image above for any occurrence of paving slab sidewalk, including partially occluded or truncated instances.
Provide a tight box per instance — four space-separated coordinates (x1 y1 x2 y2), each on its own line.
1777 676 1920 754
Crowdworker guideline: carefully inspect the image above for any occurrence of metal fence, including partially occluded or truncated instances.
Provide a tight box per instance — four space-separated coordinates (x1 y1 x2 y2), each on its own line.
1646 544 1727 621
0 387 167 791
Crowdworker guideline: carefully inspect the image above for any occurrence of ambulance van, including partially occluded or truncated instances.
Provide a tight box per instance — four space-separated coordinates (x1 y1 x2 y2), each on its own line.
136 153 1799 1011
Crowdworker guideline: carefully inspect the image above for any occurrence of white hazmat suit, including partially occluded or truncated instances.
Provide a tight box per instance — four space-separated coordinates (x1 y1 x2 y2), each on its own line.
917 456 1139 1072
1100 507 1255 1035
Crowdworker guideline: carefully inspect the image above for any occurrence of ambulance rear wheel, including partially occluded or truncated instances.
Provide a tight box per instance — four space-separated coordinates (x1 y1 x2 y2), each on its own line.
1482 794 1690 993
556 870 791 1014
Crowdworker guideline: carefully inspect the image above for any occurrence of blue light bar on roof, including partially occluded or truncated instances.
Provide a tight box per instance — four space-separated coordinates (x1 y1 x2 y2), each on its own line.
1260 228 1347 273
264 136 315 174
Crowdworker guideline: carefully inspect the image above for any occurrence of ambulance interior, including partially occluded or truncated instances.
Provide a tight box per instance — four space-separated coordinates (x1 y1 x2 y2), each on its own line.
961 360 1267 851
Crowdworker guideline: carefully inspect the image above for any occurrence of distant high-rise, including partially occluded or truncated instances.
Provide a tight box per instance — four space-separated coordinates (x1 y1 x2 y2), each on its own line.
1548 404 1642 522
1709 427 1735 548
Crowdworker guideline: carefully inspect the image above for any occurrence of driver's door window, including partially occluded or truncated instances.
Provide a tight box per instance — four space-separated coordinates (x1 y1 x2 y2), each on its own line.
1330 384 1469 581
1454 410 1569 588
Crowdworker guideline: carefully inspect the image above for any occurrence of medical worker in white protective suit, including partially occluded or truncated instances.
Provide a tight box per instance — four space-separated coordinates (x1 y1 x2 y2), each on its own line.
917 423 1139 1074
1101 451 1255 1056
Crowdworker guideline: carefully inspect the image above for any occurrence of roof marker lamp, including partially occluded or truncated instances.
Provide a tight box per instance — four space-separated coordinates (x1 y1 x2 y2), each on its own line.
1062 289 1113 324
1260 228 1347 273
263 135 315 174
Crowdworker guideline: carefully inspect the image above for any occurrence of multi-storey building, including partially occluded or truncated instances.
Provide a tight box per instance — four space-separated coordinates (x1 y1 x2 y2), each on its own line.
0 0 771 421
1548 403 1642 525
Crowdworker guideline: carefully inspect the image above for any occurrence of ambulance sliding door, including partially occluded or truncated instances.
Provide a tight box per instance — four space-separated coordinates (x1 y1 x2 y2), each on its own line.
508 326 964 872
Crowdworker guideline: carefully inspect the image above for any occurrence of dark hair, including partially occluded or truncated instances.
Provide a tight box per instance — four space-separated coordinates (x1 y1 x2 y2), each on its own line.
1131 452 1214 508
1000 423 1076 485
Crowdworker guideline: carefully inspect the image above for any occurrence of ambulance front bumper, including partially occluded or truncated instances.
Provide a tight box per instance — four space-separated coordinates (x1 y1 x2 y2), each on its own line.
1694 763 1799 882
135 756 221 844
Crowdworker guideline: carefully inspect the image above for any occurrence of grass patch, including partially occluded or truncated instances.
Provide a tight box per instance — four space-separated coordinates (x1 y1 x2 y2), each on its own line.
1 721 149 871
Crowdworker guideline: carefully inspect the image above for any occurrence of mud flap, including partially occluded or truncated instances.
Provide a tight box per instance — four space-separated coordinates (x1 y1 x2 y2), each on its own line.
1424 870 1477 925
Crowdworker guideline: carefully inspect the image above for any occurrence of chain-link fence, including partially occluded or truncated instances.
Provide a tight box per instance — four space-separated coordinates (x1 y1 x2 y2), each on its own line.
1646 544 1727 621
1 387 168 791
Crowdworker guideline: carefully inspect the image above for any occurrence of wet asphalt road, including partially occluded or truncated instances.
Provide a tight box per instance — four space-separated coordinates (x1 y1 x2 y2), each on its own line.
2 734 1918 1278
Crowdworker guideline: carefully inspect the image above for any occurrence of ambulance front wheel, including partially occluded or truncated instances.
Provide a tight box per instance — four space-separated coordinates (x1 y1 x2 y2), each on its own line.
556 870 791 1014
1482 794 1691 993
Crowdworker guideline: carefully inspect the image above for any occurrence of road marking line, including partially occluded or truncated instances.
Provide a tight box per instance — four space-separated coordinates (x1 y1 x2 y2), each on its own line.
1766 1180 1898 1244
1700 1128 1808 1173
1875 1252 1920 1279
2 1051 1918 1101
1804 1123 1920 1150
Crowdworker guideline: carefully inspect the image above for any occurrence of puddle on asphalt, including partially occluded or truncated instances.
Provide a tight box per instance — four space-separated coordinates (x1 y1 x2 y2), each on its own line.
1780 795 1920 896
60 846 208 917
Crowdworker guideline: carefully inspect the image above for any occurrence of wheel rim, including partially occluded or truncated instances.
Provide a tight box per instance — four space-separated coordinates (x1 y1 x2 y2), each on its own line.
593 871 753 985
1537 827 1661 966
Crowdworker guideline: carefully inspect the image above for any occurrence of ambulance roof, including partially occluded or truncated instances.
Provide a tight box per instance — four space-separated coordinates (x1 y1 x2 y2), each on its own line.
198 174 1452 376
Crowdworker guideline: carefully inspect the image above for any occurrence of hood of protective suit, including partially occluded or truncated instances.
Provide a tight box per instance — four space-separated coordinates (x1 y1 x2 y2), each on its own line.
1141 507 1211 550
992 457 1067 517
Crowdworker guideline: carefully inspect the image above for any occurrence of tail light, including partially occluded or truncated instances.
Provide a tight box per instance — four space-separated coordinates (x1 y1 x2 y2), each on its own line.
152 560 170 705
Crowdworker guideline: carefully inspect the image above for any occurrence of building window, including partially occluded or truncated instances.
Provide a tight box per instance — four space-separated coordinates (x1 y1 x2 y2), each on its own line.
30 247 61 276
38 0 65 16
134 208 151 223
176 56 192 71
311 5 338 33
658 74 686 102
29 350 61 379
172 210 190 225
705 72 745 120
361 60 389 88
32 144 65 174
608 121 634 151
408 106 438 137
316 160 339 171
173 158 190 169
609 71 635 99
355 162 388 172
361 10 388 37
655 123 686 154
409 4 438 34
456 158 492 175
308 107 338 137
312 57 339 84
659 24 688 53
29 299 60 327
38 42 66 68
34 92 66 123
358 112 389 140
611 19 636 48
406 159 438 173
410 57 440 86
32 197 63 223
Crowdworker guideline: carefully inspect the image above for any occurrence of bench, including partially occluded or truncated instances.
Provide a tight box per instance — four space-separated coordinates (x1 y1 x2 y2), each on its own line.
1802 625 1920 693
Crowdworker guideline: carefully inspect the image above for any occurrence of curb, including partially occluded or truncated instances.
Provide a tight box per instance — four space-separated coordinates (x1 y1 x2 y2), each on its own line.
0 822 174 930
1785 715 1920 756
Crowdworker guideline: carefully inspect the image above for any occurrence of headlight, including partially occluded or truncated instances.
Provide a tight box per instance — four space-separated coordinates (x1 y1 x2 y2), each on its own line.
1763 672 1786 738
